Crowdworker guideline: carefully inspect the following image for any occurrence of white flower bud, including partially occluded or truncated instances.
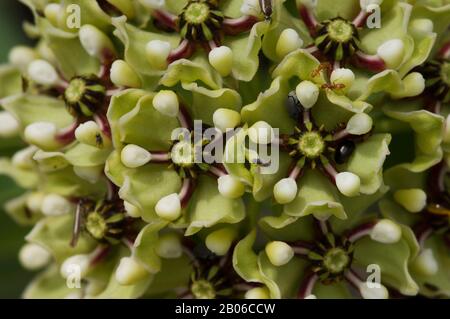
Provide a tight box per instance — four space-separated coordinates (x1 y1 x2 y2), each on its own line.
265 241 294 267
19 243 51 270
60 254 90 279
121 144 152 168
145 40 171 70
27 59 60 86
73 165 103 184
74 121 108 148
24 122 59 150
79 25 115 58
0 111 20 138
360 0 383 10
12 146 37 170
217 175 245 199
44 3 64 27
305 294 317 299
140 0 166 10
377 39 405 69
296 81 319 109
245 287 270 299
205 228 237 256
370 219 402 244
209 46 234 77
276 29 303 58
26 192 45 213
410 19 434 37
248 121 274 144
115 257 149 286
412 249 439 276
359 282 389 299
8 46 37 70
156 233 183 259
402 72 425 98
213 108 241 132
330 68 355 92
153 90 179 117
110 60 141 88
240 0 260 16
394 189 427 213
155 193 181 221
335 172 361 197
41 194 74 216
273 178 298 204
346 113 373 135
124 201 141 218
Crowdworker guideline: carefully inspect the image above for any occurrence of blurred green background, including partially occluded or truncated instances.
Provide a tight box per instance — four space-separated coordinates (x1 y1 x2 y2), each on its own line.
0 1 35 298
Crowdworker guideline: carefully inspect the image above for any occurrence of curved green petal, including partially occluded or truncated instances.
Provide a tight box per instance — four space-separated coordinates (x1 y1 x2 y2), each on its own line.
23 266 76 299
133 221 168 274
0 158 38 189
0 65 22 98
284 170 347 220
232 231 264 284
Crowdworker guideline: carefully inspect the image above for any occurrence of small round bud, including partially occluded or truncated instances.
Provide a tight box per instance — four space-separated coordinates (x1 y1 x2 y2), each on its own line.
335 172 361 197
121 144 152 168
276 29 303 58
8 46 37 70
44 3 63 27
124 201 141 218
296 81 319 109
377 39 404 69
79 25 116 58
205 228 237 256
412 248 439 276
26 192 45 213
346 113 373 135
60 254 90 279
248 121 274 144
359 282 389 299
360 0 382 10
245 287 270 299
370 219 402 244
153 90 179 117
330 68 355 92
410 19 434 37
19 243 51 270
75 121 108 148
156 233 183 259
145 40 171 70
24 122 59 150
110 60 141 88
213 108 241 132
73 165 103 184
273 178 298 204
217 175 245 199
265 241 294 267
12 146 37 170
397 72 425 98
155 193 181 221
241 0 260 16
0 111 20 138
27 59 60 86
41 194 74 216
305 294 317 299
209 46 234 77
394 189 427 213
115 257 149 286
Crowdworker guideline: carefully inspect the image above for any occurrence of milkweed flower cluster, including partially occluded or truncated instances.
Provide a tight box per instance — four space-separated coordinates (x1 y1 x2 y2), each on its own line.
0 0 449 299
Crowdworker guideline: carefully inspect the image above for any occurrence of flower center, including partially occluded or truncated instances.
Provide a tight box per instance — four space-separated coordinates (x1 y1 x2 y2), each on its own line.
323 248 350 274
184 2 210 24
65 78 86 104
179 0 224 42
86 211 107 241
63 75 106 118
171 141 196 168
327 18 354 43
191 279 216 299
298 131 325 159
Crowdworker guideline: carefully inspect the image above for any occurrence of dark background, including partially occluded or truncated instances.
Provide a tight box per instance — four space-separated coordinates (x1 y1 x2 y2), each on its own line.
0 1 35 298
